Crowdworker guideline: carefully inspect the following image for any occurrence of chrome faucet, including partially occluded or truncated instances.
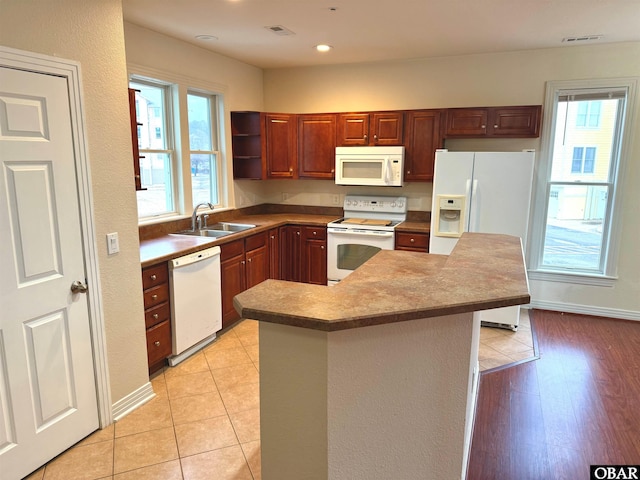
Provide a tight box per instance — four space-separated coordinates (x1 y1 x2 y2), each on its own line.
191 202 214 231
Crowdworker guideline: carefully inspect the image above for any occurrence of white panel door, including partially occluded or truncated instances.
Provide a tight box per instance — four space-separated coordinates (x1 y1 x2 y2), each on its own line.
0 66 99 480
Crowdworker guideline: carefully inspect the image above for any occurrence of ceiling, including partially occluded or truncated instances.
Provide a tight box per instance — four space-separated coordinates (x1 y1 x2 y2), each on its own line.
122 0 640 69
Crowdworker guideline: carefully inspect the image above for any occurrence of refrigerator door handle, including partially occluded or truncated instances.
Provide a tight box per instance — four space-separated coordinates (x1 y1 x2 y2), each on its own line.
469 179 479 232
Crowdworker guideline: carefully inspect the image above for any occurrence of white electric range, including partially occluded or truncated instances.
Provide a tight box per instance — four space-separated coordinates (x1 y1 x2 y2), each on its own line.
327 195 407 285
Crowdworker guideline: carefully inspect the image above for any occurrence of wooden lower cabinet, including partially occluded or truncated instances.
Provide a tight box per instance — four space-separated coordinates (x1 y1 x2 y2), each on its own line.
302 226 327 285
279 225 302 282
142 263 172 373
220 232 269 329
279 225 326 284
395 231 430 253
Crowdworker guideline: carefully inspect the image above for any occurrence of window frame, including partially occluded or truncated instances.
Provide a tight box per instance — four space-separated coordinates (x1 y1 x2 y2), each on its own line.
528 77 638 285
130 78 177 218
129 64 230 223
187 90 222 208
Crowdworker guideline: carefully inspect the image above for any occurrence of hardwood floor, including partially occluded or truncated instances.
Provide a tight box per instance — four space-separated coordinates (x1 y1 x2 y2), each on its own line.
467 309 640 480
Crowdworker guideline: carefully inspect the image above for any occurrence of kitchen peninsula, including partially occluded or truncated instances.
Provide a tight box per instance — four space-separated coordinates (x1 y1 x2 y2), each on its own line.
234 232 530 480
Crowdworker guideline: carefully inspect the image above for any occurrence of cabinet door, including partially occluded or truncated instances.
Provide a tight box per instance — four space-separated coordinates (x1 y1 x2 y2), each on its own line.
221 240 245 329
404 110 444 182
298 114 337 179
444 108 489 137
268 228 280 280
302 227 327 285
280 225 302 282
371 111 404 145
264 113 297 178
489 106 541 137
337 113 370 146
246 244 269 289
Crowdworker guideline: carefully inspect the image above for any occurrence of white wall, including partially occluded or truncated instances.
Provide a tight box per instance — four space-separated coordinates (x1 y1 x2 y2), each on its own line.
0 0 148 403
260 42 640 318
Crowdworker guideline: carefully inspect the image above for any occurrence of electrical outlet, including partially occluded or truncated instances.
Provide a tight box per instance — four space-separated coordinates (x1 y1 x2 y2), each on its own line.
332 194 340 205
106 232 119 255
282 192 289 202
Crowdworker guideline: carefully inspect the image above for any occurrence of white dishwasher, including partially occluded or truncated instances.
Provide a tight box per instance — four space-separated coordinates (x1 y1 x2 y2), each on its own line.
168 246 222 366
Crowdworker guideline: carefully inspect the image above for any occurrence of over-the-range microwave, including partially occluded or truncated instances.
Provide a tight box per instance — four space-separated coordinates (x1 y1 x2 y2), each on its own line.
335 146 404 187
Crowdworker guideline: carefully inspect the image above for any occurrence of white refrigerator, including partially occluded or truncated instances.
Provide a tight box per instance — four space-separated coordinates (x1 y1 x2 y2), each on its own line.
429 150 535 330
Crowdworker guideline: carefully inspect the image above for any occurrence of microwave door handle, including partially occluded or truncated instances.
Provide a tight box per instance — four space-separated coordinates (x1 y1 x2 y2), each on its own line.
384 157 392 184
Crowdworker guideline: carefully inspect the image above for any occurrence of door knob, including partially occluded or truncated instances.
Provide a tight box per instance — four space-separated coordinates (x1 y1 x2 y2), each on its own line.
70 280 88 294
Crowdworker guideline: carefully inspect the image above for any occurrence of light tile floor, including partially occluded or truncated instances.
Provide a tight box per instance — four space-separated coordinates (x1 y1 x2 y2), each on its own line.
26 312 534 479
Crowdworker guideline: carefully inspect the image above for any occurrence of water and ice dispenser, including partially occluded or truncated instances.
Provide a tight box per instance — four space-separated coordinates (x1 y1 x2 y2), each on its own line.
433 195 466 237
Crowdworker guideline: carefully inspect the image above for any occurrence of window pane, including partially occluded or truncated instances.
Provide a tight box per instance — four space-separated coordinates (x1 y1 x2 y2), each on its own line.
584 148 596 173
136 153 174 217
187 94 212 151
542 184 608 271
571 147 583 173
550 98 620 182
191 153 218 205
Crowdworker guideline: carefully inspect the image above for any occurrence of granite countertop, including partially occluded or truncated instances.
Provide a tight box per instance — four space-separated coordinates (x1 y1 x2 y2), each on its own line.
140 213 341 267
234 232 530 332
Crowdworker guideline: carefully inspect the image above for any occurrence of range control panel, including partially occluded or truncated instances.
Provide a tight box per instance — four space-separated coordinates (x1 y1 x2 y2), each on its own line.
343 195 407 214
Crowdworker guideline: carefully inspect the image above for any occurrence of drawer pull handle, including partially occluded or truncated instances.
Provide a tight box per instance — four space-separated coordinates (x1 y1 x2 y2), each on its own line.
410 238 415 243
154 341 160 347
151 294 158 300
150 274 157 280
153 313 159 319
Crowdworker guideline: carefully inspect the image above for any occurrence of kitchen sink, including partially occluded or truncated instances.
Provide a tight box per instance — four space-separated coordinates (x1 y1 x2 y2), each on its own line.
206 222 256 232
172 229 235 238
171 222 255 239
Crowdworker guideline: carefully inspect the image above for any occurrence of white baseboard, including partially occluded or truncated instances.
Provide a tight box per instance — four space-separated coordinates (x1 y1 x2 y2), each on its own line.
111 381 156 422
530 300 640 321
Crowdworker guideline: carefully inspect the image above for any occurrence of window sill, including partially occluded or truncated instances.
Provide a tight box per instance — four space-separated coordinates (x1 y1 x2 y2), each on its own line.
528 269 617 287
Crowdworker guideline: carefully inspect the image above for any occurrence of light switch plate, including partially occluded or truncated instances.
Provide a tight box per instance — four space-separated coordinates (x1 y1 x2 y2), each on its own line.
106 232 119 255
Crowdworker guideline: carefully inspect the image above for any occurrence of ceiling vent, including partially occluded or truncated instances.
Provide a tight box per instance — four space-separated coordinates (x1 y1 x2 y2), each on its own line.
562 34 603 43
265 25 296 36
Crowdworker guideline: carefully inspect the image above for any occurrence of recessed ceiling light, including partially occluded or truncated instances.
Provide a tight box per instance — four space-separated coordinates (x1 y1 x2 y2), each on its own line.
195 35 218 41
315 44 333 53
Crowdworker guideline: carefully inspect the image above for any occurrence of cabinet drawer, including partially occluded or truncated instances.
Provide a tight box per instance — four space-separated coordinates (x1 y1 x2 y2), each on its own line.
142 263 168 290
303 226 327 240
221 238 244 261
395 231 429 250
245 231 267 252
145 301 170 329
146 320 172 366
143 283 169 309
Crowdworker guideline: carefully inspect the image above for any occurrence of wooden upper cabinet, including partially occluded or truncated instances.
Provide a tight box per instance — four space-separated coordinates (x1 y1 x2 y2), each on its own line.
491 106 541 137
231 111 264 179
298 114 337 179
264 113 298 179
128 88 144 191
370 112 404 145
337 111 403 146
404 109 444 182
445 105 541 138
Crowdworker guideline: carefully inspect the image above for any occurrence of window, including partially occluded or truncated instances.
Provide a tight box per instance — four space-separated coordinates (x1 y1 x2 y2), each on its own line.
130 72 225 220
130 80 175 218
188 92 220 207
531 79 636 278
576 100 601 127
571 147 596 174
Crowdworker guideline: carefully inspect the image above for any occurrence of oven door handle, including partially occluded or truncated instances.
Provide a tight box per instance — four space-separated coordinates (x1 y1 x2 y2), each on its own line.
327 228 394 238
